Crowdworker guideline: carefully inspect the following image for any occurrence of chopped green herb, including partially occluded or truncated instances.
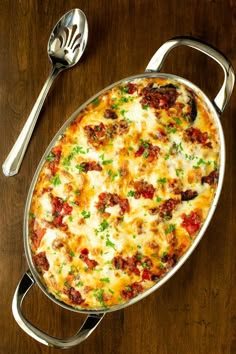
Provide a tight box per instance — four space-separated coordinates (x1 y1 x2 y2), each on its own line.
29 213 35 219
120 96 129 103
92 97 100 106
185 153 195 160
46 152 55 162
156 197 162 202
127 190 135 197
143 150 149 158
69 250 75 257
164 148 173 160
68 216 73 222
76 281 83 287
96 219 109 233
64 280 71 289
94 289 106 307
108 288 115 294
192 158 211 169
158 177 167 186
120 109 128 116
100 278 110 283
81 210 91 219
102 159 113 166
62 157 71 166
51 174 61 186
140 139 150 148
111 103 119 110
166 126 177 134
73 145 86 154
74 189 81 195
174 142 184 153
165 224 176 234
213 160 218 170
173 117 182 125
142 104 149 110
106 235 116 250
70 201 78 207
176 169 184 177
119 86 129 94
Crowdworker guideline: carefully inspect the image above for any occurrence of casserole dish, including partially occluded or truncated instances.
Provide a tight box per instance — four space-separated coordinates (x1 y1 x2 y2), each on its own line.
12 37 234 349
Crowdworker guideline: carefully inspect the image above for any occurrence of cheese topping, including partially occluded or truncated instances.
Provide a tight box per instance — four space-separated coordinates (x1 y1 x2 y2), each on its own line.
29 78 220 310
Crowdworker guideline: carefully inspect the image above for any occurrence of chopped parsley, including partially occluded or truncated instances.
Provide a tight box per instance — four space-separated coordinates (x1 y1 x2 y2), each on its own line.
46 152 55 162
158 177 167 186
142 104 149 110
100 278 110 283
164 147 173 160
96 219 109 233
76 281 83 287
51 174 61 186
64 280 71 289
120 109 128 116
173 117 182 125
106 235 116 250
81 210 91 219
192 158 211 169
174 142 184 153
176 168 184 177
76 164 85 172
93 289 106 307
119 86 129 94
92 97 100 106
166 126 177 134
156 197 162 202
165 224 176 234
127 190 135 197
69 250 75 257
73 145 86 154
102 159 113 166
185 153 195 161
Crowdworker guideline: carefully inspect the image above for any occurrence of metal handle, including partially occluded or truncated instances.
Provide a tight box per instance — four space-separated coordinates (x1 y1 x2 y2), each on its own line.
12 271 105 349
2 66 60 177
145 36 235 113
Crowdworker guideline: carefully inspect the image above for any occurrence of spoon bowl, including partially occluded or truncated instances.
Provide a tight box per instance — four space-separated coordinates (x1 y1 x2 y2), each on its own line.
48 9 88 67
2 9 88 177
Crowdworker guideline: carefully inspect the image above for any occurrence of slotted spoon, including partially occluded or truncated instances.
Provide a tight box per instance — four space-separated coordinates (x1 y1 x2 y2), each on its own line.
2 8 88 176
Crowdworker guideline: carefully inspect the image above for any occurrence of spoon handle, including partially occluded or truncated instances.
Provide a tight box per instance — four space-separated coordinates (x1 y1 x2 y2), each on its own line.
2 66 60 176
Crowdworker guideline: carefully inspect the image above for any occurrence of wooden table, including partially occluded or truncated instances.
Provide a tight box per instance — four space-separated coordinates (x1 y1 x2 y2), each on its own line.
1 1 235 353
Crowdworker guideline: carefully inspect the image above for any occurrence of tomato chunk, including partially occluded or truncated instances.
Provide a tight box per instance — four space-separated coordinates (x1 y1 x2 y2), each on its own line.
181 211 202 236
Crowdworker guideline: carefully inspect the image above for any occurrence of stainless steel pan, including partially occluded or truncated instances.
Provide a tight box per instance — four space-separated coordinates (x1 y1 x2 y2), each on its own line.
12 37 235 349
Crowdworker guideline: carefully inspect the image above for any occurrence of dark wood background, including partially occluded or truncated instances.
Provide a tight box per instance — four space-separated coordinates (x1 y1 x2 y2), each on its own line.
1 0 235 353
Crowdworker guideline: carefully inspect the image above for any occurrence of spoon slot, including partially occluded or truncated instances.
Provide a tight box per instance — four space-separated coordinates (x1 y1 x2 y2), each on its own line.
68 24 78 46
71 33 82 52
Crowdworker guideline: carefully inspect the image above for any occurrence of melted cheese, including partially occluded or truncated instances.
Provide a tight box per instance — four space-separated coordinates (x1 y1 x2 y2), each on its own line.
29 78 220 310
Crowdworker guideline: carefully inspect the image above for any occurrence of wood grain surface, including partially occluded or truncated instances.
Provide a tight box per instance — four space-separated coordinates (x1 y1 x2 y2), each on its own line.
1 1 236 353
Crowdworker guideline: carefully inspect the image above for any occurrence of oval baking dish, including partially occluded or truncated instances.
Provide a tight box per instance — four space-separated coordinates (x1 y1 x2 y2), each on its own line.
12 37 234 349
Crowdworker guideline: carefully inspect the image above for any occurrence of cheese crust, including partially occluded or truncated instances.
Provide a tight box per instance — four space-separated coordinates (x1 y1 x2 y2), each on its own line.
29 77 220 310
